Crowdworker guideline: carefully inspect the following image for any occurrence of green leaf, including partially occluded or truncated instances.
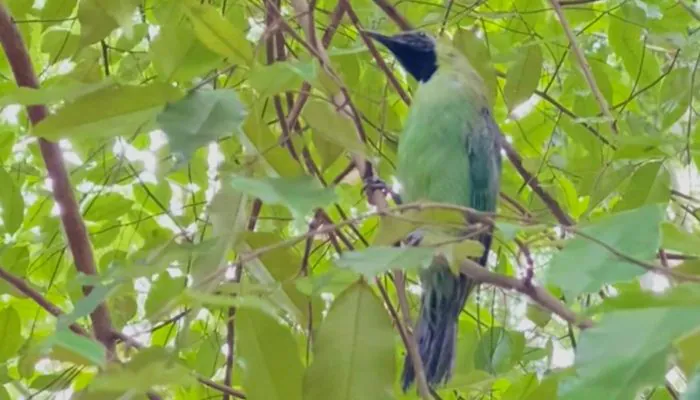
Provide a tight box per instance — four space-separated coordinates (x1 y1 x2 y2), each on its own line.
83 193 133 222
0 79 114 107
0 167 24 234
0 307 22 362
335 246 435 279
526 302 551 328
44 329 106 367
183 2 252 64
41 0 78 30
32 83 182 140
249 60 318 99
613 161 670 212
474 327 525 375
145 274 187 320
58 283 115 330
77 0 141 46
560 287 700 400
504 44 542 111
608 14 661 87
661 222 700 257
659 67 691 130
546 204 663 298
236 306 304 400
229 175 336 218
303 281 395 400
302 99 368 156
156 89 247 162
150 23 222 82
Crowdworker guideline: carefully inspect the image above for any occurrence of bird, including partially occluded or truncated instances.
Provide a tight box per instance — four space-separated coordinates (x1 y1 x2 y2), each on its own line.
364 30 502 390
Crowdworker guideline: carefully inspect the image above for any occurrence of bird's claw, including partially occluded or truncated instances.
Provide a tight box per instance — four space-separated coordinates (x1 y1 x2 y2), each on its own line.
362 176 403 204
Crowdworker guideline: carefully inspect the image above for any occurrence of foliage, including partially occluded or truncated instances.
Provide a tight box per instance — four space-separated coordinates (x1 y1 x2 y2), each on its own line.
0 0 699 399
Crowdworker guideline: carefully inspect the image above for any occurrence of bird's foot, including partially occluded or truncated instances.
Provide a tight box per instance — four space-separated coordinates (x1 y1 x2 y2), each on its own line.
362 176 403 204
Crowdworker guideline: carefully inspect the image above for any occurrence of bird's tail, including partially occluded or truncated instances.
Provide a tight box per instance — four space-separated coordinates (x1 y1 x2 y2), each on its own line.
400 233 492 391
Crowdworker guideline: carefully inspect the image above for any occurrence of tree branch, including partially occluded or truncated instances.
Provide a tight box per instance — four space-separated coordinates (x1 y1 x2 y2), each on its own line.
458 257 594 329
548 0 617 134
0 3 115 354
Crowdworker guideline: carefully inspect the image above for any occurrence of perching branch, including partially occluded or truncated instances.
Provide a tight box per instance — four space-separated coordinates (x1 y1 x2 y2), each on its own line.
0 3 116 355
457 257 594 329
0 267 91 338
548 0 617 135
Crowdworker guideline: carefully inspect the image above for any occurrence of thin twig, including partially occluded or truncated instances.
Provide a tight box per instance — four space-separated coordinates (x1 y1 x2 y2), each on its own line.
548 0 617 134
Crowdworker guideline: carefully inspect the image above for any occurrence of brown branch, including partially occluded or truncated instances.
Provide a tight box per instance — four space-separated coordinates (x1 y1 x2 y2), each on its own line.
0 267 91 338
458 258 594 329
0 3 115 355
548 0 617 134
372 0 413 30
500 140 575 226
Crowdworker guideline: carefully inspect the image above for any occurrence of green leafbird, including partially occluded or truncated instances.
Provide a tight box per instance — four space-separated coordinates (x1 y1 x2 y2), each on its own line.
366 31 503 390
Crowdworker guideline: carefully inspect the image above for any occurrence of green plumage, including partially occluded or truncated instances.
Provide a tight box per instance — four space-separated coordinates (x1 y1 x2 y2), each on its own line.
393 39 503 389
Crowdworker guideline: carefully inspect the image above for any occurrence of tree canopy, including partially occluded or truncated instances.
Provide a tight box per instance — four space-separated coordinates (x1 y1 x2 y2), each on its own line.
0 0 699 399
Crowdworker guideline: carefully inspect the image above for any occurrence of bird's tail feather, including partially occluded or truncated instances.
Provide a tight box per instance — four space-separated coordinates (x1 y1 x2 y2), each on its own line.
400 232 492 391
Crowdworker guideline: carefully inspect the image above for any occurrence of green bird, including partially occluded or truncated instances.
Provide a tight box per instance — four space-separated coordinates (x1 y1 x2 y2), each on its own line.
365 31 502 390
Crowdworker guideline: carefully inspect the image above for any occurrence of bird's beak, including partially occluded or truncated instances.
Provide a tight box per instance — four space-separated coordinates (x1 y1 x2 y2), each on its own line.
360 29 395 48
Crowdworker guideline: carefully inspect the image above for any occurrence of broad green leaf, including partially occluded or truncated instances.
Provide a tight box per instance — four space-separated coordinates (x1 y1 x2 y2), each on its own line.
83 193 133 222
41 0 78 30
77 0 141 46
229 175 336 218
0 79 114 107
156 89 247 162
661 222 700 257
150 22 223 82
608 15 661 87
236 306 304 400
0 167 24 234
335 246 435 278
183 2 252 64
91 347 195 393
40 29 80 63
474 327 525 375
145 274 187 320
546 204 663 298
659 67 691 130
302 98 368 156
44 329 106 367
32 83 182 140
560 286 700 400
613 161 670 212
249 60 318 99
57 283 115 330
504 44 542 111
303 281 395 400
0 307 22 362
526 302 551 328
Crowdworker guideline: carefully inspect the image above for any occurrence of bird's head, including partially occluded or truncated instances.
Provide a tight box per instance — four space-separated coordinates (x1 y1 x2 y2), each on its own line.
364 30 437 83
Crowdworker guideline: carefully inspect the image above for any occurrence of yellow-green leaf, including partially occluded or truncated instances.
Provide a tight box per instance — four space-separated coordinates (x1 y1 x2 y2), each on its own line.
303 281 395 400
504 44 542 111
32 83 182 140
302 99 368 156
183 2 252 64
236 306 304 400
